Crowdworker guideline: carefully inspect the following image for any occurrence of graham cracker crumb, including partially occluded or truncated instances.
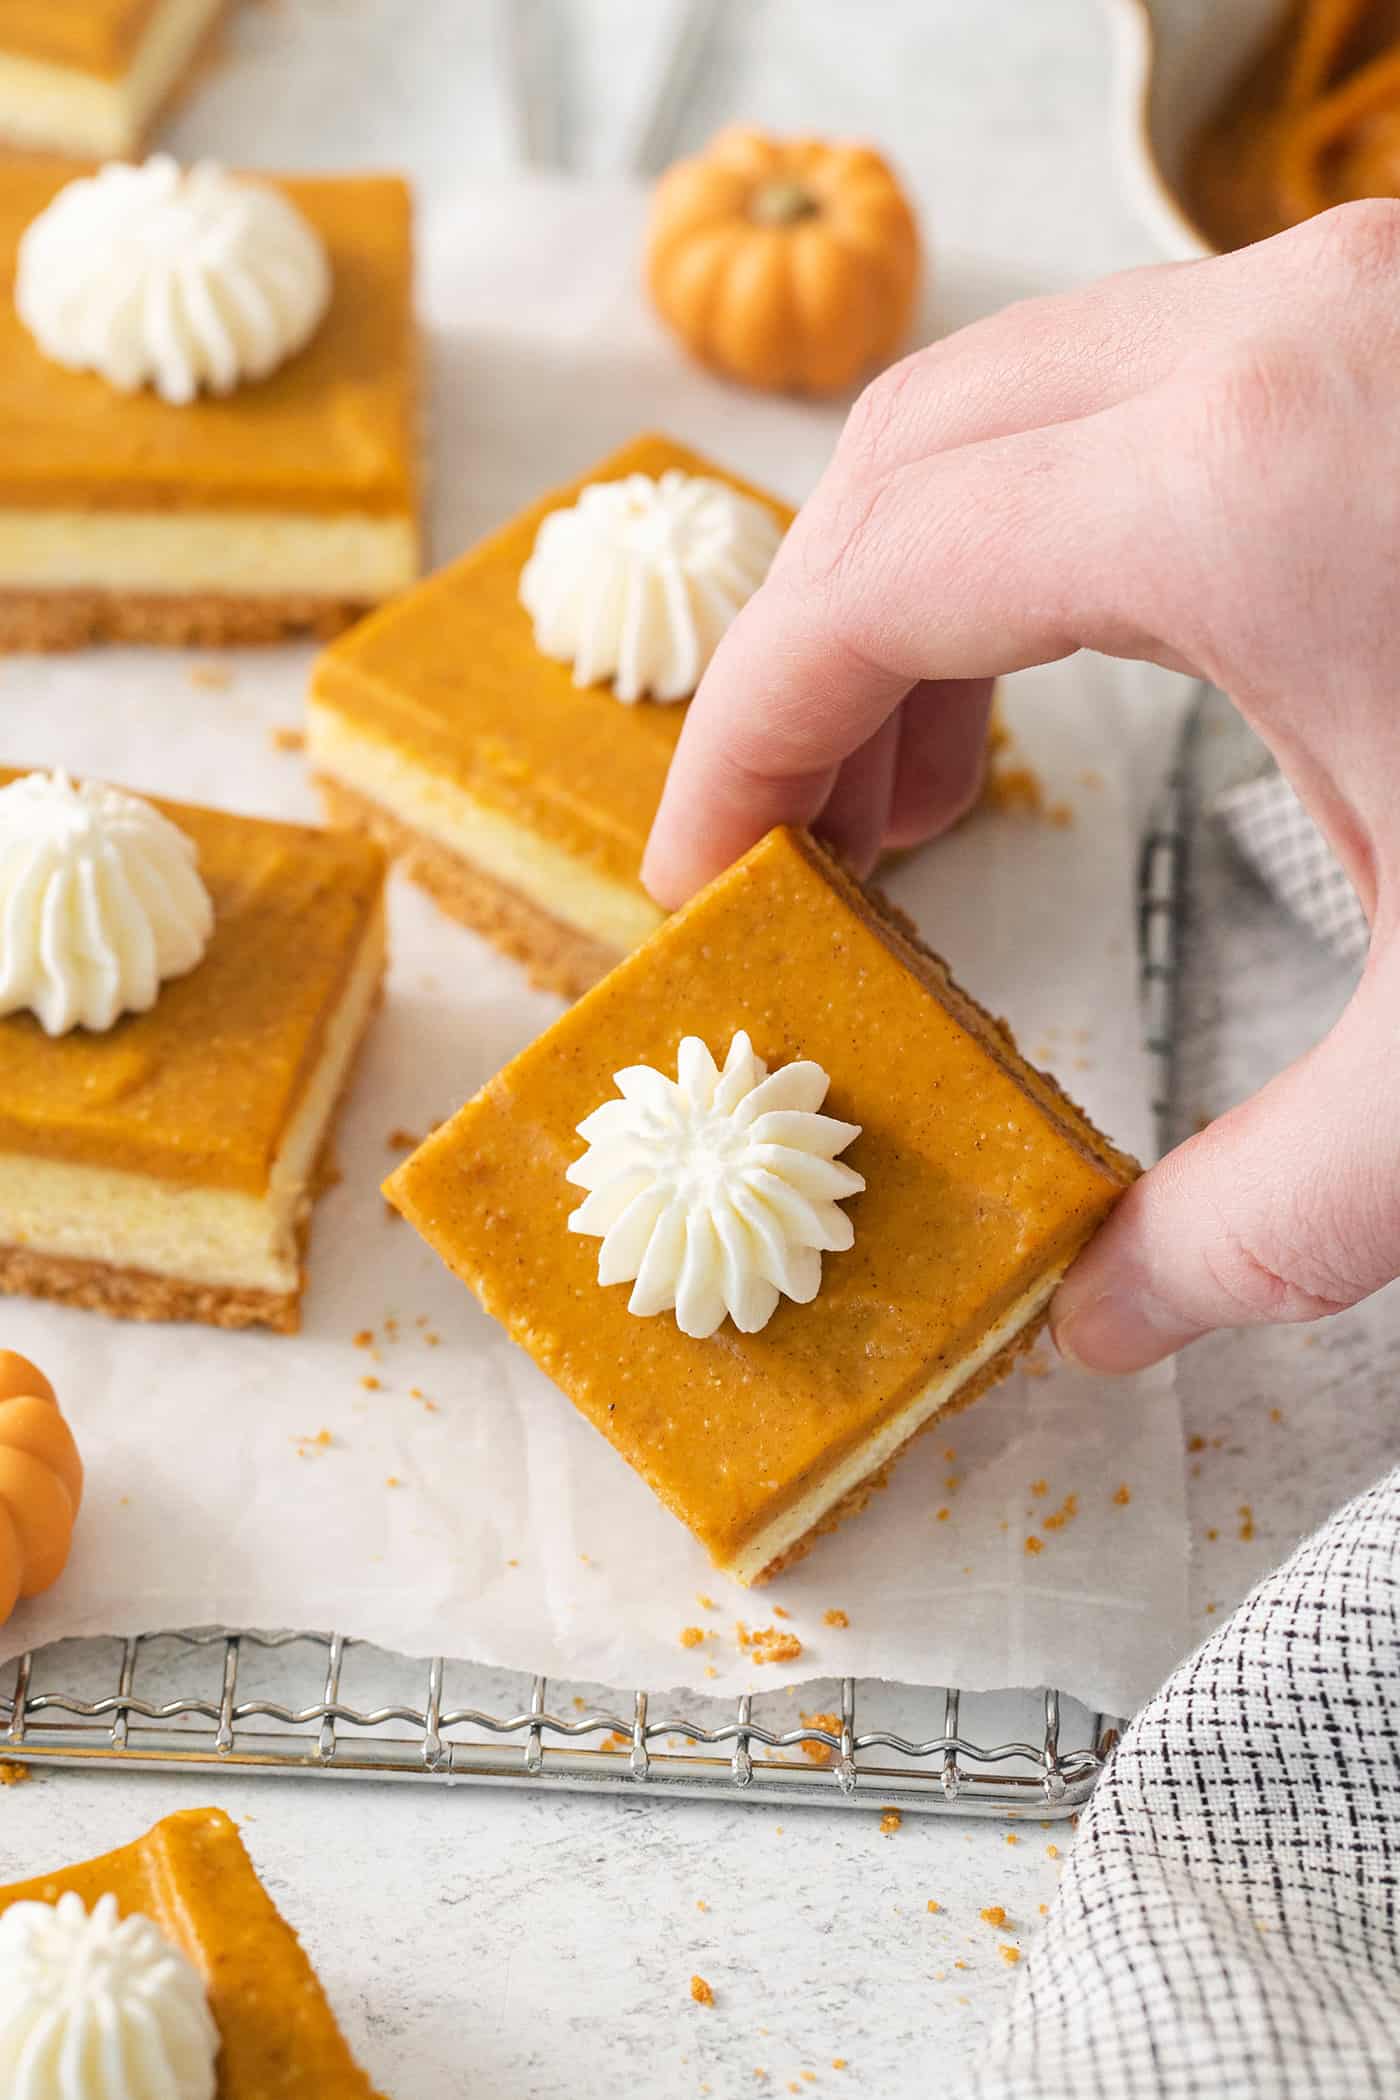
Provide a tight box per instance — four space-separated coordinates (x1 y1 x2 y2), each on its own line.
1239 1504 1255 1541
387 1128 423 1151
269 724 304 750
353 1329 373 1348
980 1906 1007 1927
704 1664 718 1679
1024 1536 1044 1555
690 1975 714 2007
879 1808 902 1837
601 1732 628 1753
1046 1844 1060 1859
361 1375 381 1391
0 1760 31 1786
1113 1483 1132 1506
832 2060 847 2071
772 1605 791 1619
742 1626 803 1667
926 1899 940 1913
191 662 233 691
1048 802 1074 828
936 1507 950 1522
696 1593 717 1610
1005 1832 1019 1845
385 1474 401 1488
679 1626 706 1649
800 1712 841 1765
985 763 1044 817
822 1608 849 1629
1000 1945 1021 1966
696 1899 708 1912
1030 1479 1048 1497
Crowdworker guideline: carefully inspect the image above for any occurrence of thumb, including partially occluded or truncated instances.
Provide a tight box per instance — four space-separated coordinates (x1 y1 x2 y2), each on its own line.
1051 947 1397 1372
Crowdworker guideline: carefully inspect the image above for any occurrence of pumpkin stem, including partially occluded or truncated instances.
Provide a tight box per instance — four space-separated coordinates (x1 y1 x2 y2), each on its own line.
750 178 820 226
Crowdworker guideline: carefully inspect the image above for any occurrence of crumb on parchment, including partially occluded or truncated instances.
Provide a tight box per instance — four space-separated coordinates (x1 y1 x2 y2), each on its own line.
1024 1536 1044 1555
739 1625 803 1667
679 1626 706 1649
980 1906 1007 1927
268 724 303 749
0 1761 31 1786
690 1975 714 2007
1000 1945 1021 1966
879 1808 902 1836
926 1899 940 1913
387 1128 423 1151
822 1608 849 1629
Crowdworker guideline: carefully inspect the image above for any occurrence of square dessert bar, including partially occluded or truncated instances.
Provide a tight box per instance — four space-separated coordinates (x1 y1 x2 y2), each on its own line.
308 432 794 999
0 1808 387 2097
386 826 1138 1584
0 0 226 158
0 775 386 1332
0 157 419 647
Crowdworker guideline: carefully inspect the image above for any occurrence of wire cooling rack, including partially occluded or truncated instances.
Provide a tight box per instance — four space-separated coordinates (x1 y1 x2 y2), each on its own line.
0 717 1192 1818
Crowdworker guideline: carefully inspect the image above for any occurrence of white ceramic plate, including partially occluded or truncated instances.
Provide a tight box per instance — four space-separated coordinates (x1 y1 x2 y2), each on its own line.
1104 0 1288 255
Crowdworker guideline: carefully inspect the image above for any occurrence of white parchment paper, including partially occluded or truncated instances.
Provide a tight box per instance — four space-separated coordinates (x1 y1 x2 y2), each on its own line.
0 183 1190 1717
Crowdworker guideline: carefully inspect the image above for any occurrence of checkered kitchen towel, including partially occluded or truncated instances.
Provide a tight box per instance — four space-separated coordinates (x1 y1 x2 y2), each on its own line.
1217 766 1370 963
973 1466 1400 2099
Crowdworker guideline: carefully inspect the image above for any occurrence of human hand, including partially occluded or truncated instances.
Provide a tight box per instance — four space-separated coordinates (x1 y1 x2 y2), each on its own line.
643 201 1400 1375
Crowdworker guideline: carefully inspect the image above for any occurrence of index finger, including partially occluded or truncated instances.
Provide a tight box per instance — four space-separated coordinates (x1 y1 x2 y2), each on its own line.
642 406 1139 907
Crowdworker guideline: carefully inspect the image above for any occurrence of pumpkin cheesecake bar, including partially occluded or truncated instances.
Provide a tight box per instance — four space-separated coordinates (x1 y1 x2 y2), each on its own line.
386 826 1138 1584
0 1808 387 2097
0 769 386 1332
0 0 227 158
0 156 420 648
308 432 792 998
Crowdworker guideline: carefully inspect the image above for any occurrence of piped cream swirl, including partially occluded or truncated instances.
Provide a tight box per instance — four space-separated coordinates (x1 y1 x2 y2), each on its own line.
16 157 332 404
0 1890 219 2100
567 1029 864 1338
0 770 213 1035
519 471 782 702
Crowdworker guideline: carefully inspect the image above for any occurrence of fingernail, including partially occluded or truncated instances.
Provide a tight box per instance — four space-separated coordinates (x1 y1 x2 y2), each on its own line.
1051 1287 1201 1375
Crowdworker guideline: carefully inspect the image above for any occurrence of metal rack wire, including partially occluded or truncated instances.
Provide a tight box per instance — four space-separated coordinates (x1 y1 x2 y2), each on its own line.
0 718 1192 1817
2 1630 1120 1816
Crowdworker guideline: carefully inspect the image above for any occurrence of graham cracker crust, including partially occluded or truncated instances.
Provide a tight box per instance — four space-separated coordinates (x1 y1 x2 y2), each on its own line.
745 1308 1050 1586
0 587 372 653
0 966 382 1335
0 1243 303 1334
317 776 624 1000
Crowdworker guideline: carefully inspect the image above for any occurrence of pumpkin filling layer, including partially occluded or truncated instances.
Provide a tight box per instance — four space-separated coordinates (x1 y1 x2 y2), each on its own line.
0 1808 387 2099
307 432 792 964
0 0 224 158
0 897 384 1294
0 161 419 631
385 827 1138 1581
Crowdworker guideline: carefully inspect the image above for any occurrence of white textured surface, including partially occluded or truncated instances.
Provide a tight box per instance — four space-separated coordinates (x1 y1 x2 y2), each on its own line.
4 5 1390 2097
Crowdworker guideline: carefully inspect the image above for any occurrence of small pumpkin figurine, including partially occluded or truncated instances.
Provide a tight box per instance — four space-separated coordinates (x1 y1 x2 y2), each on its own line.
0 1350 83 1626
645 125 921 396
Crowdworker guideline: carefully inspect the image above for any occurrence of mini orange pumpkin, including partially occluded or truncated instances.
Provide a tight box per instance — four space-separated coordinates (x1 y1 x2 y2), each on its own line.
0 1350 83 1626
645 125 921 396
